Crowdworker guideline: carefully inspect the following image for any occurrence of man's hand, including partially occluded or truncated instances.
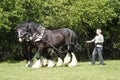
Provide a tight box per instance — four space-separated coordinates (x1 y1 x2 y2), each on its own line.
86 41 90 43
95 41 97 44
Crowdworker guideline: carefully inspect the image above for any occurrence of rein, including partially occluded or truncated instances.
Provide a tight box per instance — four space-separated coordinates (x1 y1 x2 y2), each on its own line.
48 43 69 54
47 41 76 54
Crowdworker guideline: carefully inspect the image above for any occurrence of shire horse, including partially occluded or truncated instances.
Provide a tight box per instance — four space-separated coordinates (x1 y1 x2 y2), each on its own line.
16 21 80 68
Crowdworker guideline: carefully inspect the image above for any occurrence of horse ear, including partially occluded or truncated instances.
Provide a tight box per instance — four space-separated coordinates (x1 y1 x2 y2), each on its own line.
25 23 31 32
26 25 28 29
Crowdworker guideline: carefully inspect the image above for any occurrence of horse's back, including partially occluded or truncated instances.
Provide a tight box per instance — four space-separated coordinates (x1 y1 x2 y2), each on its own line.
42 28 78 44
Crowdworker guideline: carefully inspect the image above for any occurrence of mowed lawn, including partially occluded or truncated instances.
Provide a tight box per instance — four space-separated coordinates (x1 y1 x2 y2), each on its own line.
0 60 120 80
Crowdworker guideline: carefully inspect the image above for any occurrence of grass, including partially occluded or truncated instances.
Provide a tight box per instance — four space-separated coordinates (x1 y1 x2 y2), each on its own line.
0 60 120 80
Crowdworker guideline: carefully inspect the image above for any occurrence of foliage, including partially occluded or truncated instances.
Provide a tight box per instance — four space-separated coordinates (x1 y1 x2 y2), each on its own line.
0 0 120 61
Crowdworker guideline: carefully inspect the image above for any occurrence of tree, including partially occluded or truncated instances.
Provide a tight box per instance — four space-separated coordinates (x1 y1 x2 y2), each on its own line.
0 0 119 61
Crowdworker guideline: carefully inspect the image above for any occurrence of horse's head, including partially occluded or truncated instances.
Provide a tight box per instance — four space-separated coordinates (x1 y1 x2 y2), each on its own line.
24 22 45 42
16 21 45 43
16 22 32 42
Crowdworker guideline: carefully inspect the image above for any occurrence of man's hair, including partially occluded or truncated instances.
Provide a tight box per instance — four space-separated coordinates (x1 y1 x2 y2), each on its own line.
96 28 102 33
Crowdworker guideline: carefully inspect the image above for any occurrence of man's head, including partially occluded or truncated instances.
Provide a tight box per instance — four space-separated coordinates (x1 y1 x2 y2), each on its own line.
96 28 102 35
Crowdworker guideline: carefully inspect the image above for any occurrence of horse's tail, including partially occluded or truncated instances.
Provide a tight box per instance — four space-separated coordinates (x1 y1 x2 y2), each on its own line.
64 28 81 61
68 28 81 53
74 42 81 52
73 36 81 61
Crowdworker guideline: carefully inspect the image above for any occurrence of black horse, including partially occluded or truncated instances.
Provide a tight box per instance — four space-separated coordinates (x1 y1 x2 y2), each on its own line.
16 21 80 68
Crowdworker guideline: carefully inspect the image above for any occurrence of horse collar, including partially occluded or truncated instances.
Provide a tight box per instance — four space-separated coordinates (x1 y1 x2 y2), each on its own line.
34 28 45 42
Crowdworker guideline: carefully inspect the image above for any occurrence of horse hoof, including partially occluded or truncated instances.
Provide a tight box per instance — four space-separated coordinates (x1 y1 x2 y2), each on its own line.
56 57 63 67
26 64 33 67
32 59 42 69
63 64 68 67
47 60 55 67
56 63 62 67
43 59 48 67
32 65 42 69
47 64 55 67
68 63 77 67
26 61 33 67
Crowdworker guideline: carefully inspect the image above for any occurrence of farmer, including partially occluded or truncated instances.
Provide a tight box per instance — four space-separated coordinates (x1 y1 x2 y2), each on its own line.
86 28 105 65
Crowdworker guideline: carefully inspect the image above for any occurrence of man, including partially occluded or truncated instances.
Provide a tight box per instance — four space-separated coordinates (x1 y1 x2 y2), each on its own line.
86 28 105 65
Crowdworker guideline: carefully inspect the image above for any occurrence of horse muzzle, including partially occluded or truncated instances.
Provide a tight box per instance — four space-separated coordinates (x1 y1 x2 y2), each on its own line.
18 38 23 42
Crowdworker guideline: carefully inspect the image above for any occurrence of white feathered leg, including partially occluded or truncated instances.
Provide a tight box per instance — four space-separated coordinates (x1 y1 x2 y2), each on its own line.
47 60 55 67
68 52 78 67
64 53 71 65
43 58 48 66
26 60 33 67
56 57 63 66
32 59 42 69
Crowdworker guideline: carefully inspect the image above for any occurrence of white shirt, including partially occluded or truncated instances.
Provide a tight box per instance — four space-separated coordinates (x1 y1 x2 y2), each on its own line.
92 34 104 47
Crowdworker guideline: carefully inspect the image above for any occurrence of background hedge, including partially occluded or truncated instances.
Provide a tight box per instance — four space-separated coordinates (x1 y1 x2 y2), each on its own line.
0 0 120 61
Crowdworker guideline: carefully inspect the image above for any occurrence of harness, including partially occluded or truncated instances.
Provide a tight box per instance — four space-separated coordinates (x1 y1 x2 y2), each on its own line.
43 29 78 54
32 25 45 42
48 42 75 54
21 26 76 54
40 30 75 54
48 43 68 54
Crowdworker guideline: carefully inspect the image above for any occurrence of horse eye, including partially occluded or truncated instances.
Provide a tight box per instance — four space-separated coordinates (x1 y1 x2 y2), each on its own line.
15 31 18 34
28 34 31 37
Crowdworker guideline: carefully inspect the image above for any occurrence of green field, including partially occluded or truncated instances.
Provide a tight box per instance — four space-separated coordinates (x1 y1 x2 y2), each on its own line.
0 60 120 80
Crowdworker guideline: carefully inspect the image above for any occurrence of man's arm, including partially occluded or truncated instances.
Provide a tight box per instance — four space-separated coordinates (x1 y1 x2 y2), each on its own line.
86 38 95 43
